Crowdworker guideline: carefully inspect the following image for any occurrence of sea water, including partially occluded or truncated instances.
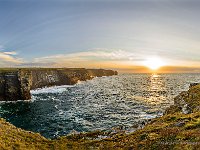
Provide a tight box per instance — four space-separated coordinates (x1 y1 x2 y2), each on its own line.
0 73 200 139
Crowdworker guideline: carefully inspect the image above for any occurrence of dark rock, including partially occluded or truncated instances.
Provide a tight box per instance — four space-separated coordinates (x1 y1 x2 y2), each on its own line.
0 68 117 101
174 121 186 127
0 74 6 101
4 72 22 101
189 83 199 88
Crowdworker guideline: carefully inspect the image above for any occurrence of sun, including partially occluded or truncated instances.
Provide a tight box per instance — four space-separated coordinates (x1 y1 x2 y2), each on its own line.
143 57 165 70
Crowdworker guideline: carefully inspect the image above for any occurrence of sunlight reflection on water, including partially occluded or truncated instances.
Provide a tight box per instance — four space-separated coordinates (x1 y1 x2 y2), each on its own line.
0 73 200 138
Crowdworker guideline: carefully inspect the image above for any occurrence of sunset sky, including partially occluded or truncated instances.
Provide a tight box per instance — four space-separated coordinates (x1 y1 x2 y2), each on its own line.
0 0 200 73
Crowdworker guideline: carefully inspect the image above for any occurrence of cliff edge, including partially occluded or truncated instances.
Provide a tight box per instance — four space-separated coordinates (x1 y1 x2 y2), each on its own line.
0 68 117 101
0 82 200 150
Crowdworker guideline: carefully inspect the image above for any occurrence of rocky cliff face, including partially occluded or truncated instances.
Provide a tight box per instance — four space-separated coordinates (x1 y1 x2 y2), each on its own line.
0 72 22 101
0 68 117 101
165 83 200 114
1 83 200 150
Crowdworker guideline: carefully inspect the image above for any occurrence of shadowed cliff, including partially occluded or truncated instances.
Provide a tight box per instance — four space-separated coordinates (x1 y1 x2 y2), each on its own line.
0 83 200 149
0 68 117 101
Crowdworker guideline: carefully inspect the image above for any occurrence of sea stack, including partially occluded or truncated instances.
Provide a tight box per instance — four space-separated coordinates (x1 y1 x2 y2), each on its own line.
0 68 117 101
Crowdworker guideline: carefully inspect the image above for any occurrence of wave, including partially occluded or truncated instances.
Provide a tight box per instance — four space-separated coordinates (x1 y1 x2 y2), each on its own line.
30 85 74 94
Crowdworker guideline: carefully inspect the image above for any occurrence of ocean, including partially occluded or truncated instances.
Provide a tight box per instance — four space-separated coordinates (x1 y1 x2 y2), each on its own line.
0 73 200 139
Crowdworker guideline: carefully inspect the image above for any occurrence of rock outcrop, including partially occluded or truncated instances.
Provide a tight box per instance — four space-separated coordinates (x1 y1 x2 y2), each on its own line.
0 68 117 101
165 83 200 114
0 82 200 150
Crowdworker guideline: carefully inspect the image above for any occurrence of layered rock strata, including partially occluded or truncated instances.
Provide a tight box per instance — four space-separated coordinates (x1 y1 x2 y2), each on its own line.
0 68 117 101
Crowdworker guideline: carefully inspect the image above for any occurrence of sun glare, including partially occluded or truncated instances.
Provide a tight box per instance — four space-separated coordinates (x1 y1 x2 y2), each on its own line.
143 57 165 70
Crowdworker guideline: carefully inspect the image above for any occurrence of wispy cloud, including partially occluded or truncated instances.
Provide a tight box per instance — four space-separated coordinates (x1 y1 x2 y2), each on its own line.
0 50 23 66
20 48 200 69
3 51 18 55
29 49 145 68
34 49 143 62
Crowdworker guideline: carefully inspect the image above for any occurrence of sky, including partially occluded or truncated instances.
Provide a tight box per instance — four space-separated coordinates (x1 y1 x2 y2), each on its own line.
0 0 200 73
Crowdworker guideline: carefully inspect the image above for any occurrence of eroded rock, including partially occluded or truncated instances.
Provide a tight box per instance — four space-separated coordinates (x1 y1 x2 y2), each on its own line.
0 68 117 101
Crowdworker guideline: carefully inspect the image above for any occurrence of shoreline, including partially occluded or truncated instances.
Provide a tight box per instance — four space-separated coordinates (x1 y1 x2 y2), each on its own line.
0 68 117 101
0 82 200 149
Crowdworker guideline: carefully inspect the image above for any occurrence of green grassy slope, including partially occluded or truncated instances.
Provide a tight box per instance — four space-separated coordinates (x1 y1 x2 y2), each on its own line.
0 84 200 150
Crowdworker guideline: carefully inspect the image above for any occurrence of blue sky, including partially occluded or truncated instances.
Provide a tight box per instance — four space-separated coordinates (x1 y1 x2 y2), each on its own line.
0 0 200 72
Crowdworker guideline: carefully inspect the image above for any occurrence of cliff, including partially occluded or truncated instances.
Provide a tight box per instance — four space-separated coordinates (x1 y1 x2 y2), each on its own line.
0 68 117 101
1 81 200 150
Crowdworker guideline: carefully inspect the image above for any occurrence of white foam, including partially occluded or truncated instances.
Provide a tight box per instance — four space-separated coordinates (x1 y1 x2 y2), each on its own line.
0 99 32 104
30 85 74 94
30 79 91 95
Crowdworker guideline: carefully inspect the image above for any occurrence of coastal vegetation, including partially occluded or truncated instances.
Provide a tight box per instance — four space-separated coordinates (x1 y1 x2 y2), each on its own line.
0 83 200 149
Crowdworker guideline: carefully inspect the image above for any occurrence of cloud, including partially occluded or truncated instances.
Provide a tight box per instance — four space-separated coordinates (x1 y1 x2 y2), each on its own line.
28 49 146 68
15 48 200 72
0 51 23 66
26 48 199 69
3 51 18 55
34 49 143 63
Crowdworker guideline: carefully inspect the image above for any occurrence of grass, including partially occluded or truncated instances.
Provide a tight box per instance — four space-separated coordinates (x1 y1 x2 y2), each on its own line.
1 112 200 149
0 84 200 149
184 118 200 130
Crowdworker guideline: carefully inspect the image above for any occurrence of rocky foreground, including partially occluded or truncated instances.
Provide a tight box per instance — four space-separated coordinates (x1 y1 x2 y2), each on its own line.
0 83 200 150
